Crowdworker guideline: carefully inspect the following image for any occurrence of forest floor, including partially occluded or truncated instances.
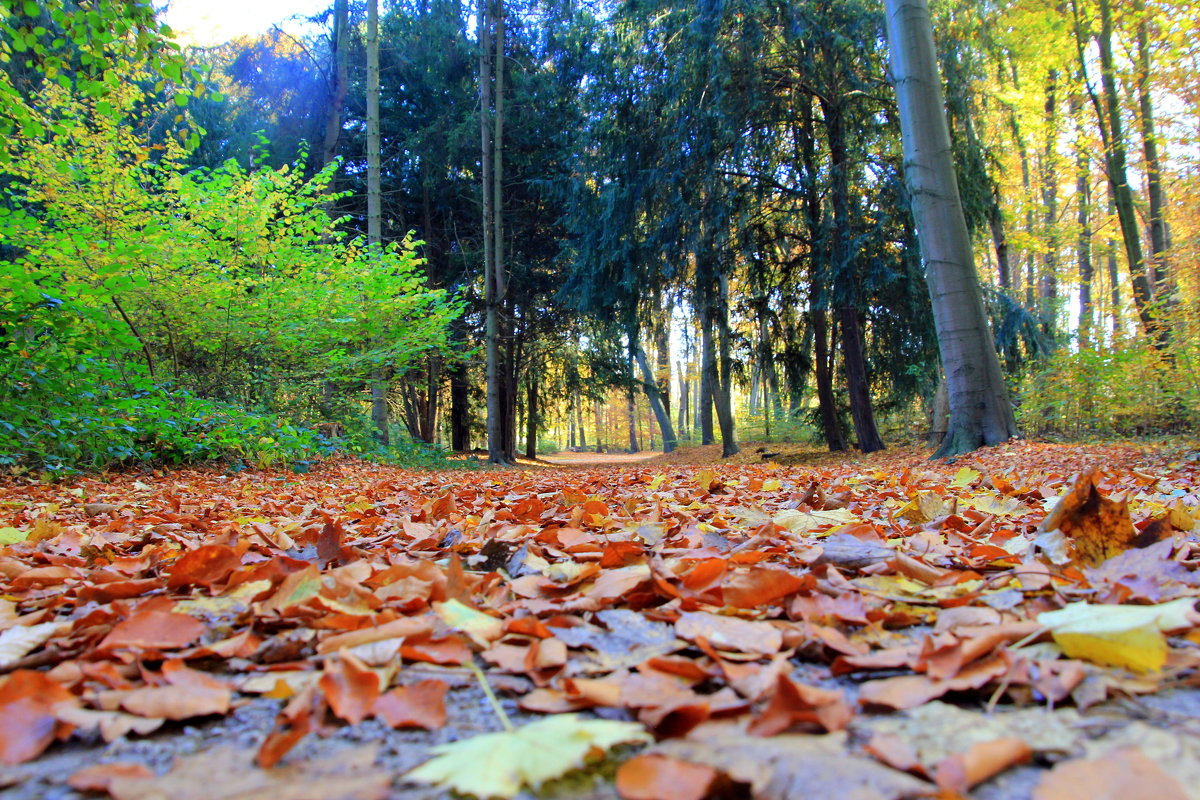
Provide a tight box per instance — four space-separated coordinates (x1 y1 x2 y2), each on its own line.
1 438 1199 800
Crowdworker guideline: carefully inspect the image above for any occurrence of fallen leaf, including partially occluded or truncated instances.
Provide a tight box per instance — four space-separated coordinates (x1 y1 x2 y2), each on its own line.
1033 746 1187 800
0 622 59 668
107 744 391 800
67 763 154 792
406 714 651 799
98 610 206 652
319 650 382 725
656 726 931 800
934 737 1032 793
616 753 716 800
373 679 448 729
1037 470 1137 565
0 670 75 764
1037 598 1198 672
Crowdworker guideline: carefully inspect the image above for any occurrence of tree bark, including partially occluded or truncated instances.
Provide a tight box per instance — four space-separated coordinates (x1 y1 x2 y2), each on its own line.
885 0 1019 458
1135 2 1170 299
366 0 388 446
636 343 676 452
839 306 885 452
811 308 847 452
321 0 349 171
1091 0 1155 337
699 315 715 446
1072 90 1094 347
1039 68 1059 336
525 372 537 460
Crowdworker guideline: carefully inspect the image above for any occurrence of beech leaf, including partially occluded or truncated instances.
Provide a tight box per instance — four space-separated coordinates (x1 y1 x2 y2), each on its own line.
1037 598 1199 672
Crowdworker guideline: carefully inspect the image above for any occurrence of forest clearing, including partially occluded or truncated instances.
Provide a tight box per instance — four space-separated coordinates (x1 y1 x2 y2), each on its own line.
4 0 1200 797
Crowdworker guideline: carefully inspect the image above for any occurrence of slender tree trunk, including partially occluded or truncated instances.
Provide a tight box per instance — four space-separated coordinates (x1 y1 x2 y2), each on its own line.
1091 0 1155 337
450 357 470 450
626 371 639 453
839 306 885 452
677 361 689 439
480 0 505 464
1007 62 1037 309
699 314 715 446
1039 68 1059 336
366 0 389 446
1136 3 1170 299
713 273 738 458
321 0 349 171
885 0 1019 457
1107 192 1121 337
525 373 537 460
636 344 676 452
811 308 847 452
1072 91 1094 346
654 320 671 420
594 398 604 452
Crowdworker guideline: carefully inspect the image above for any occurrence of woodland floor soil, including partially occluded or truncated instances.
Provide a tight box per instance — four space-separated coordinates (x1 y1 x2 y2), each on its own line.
1 438 1199 799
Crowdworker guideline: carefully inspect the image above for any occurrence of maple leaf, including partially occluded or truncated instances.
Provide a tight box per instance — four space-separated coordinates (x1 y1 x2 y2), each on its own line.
406 714 651 799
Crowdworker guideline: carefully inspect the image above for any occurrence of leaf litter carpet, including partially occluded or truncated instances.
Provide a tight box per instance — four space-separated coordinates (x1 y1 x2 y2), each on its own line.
1 440 1199 799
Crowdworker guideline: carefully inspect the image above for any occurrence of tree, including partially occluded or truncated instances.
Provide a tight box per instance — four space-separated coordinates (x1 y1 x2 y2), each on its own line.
884 0 1019 457
366 0 390 445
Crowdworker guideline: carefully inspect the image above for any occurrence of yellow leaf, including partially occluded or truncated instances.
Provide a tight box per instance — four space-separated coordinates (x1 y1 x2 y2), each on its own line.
407 714 651 799
960 494 1029 517
774 508 858 535
762 478 783 492
0 527 27 546
648 474 666 491
434 599 503 647
1037 599 1199 673
950 467 981 488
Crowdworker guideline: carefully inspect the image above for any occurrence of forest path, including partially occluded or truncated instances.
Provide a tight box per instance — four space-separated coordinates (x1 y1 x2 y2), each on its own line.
538 450 663 467
1 440 1199 799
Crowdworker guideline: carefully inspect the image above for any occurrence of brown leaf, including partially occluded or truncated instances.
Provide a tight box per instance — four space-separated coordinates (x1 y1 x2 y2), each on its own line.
721 567 809 608
372 679 448 729
0 670 75 764
319 650 381 724
675 611 783 656
98 610 206 652
616 754 716 800
748 674 854 736
1033 746 1188 800
108 744 391 800
934 737 1032 793
657 726 931 800
166 544 241 590
1037 470 1137 565
120 684 230 720
67 762 154 792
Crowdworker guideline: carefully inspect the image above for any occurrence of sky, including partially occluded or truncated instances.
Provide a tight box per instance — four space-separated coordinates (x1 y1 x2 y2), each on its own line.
159 0 333 46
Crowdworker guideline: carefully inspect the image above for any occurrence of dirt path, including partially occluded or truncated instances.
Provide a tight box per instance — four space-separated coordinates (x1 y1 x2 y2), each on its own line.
1 441 1199 799
538 451 663 467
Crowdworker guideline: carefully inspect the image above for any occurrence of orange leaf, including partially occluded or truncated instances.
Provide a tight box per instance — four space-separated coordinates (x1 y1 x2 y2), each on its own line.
372 679 448 729
935 737 1032 793
319 650 381 724
747 673 854 736
1037 470 1138 565
1033 746 1187 800
0 671 75 765
68 762 154 792
615 753 716 800
98 610 206 652
166 544 240 590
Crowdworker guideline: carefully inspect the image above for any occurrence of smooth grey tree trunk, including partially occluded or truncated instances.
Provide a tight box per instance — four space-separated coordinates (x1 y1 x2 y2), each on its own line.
480 0 507 464
321 0 349 171
885 0 1018 457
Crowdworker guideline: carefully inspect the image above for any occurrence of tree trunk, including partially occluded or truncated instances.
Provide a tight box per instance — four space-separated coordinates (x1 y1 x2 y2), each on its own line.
636 343 676 452
1039 68 1059 336
811 308 847 452
655 320 671 420
699 316 715 446
321 0 349 171
480 0 506 464
713 274 738 458
1007 62 1037 309
525 373 537 460
677 361 689 439
927 374 948 446
626 374 639 453
1072 91 1094 347
1092 0 1155 337
885 0 1019 457
450 362 469 451
366 0 388 446
839 306 885 452
1135 2 1170 299
1107 192 1121 337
